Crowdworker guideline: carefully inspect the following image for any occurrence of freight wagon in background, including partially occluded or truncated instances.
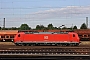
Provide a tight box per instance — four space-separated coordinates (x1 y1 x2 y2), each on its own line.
18 30 44 32
74 29 90 41
0 30 18 42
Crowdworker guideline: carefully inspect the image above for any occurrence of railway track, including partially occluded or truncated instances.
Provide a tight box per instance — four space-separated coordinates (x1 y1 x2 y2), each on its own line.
0 47 90 57
0 47 89 60
0 42 90 59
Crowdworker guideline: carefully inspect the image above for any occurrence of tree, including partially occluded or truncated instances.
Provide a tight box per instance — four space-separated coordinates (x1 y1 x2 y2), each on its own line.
11 27 18 30
47 23 54 30
0 27 1 30
36 25 40 30
73 25 77 29
80 23 87 29
54 27 58 29
62 26 67 29
36 25 45 30
19 24 31 30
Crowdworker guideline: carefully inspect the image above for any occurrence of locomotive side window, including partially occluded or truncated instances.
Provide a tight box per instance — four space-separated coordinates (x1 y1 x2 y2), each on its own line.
10 35 14 38
1 36 5 38
6 35 9 38
73 34 75 37
18 34 20 37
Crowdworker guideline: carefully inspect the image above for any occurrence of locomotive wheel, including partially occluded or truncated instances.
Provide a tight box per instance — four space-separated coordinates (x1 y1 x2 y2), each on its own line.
74 43 79 46
70 43 75 46
15 43 20 46
22 43 26 46
66 44 70 46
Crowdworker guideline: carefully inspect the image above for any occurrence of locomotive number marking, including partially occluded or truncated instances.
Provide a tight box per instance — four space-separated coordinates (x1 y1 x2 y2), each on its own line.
44 36 48 39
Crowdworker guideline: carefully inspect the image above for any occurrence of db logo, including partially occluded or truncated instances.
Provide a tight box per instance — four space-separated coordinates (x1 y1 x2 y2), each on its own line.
44 36 48 39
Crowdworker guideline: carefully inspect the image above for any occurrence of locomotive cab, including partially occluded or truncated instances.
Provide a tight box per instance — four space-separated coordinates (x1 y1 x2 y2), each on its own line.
69 33 80 46
14 32 24 45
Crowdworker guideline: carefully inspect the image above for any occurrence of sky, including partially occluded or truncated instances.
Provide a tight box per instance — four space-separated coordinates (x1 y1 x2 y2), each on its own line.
0 0 90 29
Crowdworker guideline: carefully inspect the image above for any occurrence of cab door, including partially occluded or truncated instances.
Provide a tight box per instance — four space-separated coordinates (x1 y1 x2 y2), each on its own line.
72 34 76 42
17 33 24 42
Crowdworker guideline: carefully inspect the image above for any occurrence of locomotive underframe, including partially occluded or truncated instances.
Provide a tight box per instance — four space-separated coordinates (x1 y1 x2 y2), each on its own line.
15 42 79 46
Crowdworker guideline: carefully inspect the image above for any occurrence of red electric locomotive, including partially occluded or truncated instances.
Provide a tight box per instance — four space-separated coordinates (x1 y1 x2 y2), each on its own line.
14 32 80 46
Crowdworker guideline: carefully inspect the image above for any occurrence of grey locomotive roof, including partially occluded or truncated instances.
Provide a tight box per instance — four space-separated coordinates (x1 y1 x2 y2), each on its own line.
24 32 69 34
